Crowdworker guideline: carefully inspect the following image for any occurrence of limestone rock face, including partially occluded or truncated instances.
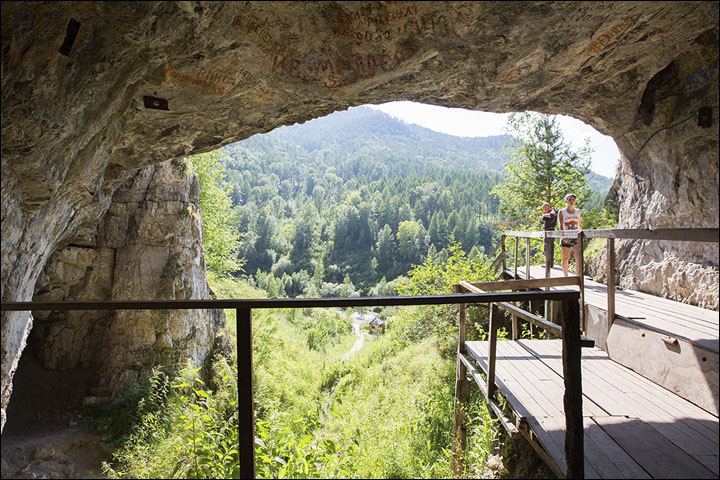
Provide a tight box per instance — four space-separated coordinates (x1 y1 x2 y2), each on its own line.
2 1 718 430
30 159 224 393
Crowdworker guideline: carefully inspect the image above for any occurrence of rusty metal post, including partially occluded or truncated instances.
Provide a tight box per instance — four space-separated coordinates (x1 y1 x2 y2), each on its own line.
451 284 470 476
606 237 616 333
560 298 584 479
526 237 531 280
488 303 499 400
237 308 256 479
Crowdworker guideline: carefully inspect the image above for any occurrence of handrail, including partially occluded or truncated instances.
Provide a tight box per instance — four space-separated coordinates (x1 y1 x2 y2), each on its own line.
451 283 584 478
1 289 581 479
0 291 581 312
505 227 719 242
458 280 594 346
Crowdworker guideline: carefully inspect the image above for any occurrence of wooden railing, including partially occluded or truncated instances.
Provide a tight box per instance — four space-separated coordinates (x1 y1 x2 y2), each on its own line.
450 282 584 478
1 289 581 479
495 228 719 331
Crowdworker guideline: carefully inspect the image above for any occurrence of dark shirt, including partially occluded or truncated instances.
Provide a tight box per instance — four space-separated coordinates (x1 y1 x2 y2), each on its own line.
541 209 558 230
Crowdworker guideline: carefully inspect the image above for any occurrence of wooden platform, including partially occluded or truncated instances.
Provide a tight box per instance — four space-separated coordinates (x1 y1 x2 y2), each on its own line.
509 266 719 353
465 339 719 479
504 265 720 416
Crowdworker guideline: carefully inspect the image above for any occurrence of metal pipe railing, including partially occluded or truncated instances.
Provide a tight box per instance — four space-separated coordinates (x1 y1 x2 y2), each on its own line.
497 227 719 333
2 289 581 479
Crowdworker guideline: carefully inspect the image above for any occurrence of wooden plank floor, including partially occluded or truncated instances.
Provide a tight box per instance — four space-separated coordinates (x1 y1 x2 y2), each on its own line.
465 339 719 478
506 266 719 353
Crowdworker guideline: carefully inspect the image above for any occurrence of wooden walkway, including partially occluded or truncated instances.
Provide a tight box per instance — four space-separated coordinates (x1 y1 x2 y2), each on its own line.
508 266 719 353
465 339 719 479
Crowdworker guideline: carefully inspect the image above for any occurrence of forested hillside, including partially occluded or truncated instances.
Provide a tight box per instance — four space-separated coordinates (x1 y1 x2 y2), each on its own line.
221 107 510 294
219 106 613 295
96 108 616 479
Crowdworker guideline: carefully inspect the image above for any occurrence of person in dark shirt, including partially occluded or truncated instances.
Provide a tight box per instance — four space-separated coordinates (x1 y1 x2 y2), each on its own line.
540 202 558 267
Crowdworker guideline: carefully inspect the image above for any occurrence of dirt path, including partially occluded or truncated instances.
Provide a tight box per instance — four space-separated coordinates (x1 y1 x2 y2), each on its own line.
1 354 110 479
341 313 368 362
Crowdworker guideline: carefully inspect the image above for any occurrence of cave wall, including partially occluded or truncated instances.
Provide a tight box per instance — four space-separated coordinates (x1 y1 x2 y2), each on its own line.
29 158 224 396
2 1 718 431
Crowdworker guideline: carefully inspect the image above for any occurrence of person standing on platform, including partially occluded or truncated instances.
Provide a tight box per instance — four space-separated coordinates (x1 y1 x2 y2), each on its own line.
558 193 582 277
540 202 558 268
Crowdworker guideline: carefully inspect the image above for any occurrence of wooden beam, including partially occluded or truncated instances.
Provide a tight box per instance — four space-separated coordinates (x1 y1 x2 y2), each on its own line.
583 227 719 242
606 238 616 334
501 235 507 272
560 299 584 479
491 254 505 273
237 308 256 480
489 238 504 257
514 237 519 280
458 353 520 438
544 231 551 283
451 283 470 475
505 230 545 238
487 303 499 400
469 276 581 292
458 282 593 347
526 237 531 281
578 232 585 333
506 227 720 242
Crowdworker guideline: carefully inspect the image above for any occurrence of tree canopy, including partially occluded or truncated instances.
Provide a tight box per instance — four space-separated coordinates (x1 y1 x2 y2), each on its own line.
491 112 592 226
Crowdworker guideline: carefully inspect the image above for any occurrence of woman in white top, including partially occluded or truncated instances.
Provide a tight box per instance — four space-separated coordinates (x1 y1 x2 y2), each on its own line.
558 193 582 277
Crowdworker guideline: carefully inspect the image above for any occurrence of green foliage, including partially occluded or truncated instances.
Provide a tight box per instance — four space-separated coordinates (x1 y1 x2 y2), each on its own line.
491 112 593 226
222 107 509 293
91 273 503 479
99 360 240 479
394 240 495 347
189 151 244 277
582 205 620 261
84 368 171 444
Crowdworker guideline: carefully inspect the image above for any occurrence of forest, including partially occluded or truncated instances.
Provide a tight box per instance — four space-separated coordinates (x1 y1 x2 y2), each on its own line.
218 107 612 296
92 108 616 479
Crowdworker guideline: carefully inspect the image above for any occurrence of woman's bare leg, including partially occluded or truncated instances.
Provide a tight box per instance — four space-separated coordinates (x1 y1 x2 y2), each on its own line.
572 244 581 276
561 246 571 276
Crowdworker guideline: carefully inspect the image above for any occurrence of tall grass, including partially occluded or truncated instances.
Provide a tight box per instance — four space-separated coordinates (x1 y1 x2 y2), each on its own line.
91 273 502 478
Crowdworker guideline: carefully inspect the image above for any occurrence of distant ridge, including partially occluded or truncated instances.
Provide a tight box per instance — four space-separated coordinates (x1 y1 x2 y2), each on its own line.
230 106 515 173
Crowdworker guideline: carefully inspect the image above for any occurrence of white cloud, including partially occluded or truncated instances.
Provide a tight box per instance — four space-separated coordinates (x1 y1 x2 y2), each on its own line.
367 102 620 178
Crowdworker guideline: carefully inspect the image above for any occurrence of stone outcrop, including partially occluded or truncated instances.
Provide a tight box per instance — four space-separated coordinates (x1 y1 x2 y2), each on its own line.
29 158 224 394
2 1 718 431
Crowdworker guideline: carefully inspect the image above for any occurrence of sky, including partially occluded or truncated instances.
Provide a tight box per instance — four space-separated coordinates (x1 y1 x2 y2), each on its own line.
367 101 621 178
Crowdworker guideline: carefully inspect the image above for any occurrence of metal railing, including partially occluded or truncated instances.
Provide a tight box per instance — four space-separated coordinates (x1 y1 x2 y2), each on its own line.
493 228 719 331
1 289 582 479
451 282 585 478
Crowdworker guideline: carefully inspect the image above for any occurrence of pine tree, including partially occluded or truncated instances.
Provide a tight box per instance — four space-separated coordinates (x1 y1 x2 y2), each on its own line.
491 112 592 225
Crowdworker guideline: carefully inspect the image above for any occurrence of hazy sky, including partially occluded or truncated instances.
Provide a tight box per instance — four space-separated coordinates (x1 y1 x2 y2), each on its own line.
367 101 621 178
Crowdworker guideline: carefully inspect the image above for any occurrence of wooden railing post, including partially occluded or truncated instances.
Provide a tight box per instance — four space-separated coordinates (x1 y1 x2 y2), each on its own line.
560 298 584 479
526 237 531 281
511 287 519 340
514 236 519 280
544 230 552 279
501 235 507 272
237 308 256 479
577 231 585 332
451 284 470 475
487 303 499 400
606 238 615 333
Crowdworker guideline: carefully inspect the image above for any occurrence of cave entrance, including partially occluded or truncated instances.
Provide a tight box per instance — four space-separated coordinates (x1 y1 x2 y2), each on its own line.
2 320 97 438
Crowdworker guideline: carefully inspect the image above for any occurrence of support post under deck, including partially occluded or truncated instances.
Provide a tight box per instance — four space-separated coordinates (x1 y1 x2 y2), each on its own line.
451 284 471 475
237 308 256 479
560 299 584 479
